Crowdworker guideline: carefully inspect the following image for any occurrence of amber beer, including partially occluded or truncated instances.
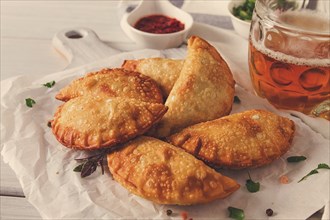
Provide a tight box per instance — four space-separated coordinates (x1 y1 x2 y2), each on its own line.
249 9 330 118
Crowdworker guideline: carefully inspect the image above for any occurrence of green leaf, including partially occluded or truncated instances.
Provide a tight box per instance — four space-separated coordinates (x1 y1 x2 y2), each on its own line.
246 179 260 192
233 0 255 20
298 163 330 183
317 163 330 169
287 156 306 163
228 206 245 220
81 161 98 178
73 164 84 172
73 151 111 178
43 80 56 88
25 98 36 108
239 11 249 20
245 172 260 192
298 169 318 183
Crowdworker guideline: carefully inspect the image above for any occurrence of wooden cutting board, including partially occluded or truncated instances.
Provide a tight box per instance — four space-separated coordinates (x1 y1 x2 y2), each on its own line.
52 27 122 69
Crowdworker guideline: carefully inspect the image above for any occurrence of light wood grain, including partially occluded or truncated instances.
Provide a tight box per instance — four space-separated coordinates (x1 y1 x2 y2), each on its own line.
182 0 230 15
1 1 129 41
0 2 139 219
1 38 67 80
0 196 41 219
0 160 23 197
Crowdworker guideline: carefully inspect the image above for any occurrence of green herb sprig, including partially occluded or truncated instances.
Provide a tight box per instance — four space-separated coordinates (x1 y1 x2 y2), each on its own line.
298 163 330 182
232 0 255 21
245 172 260 193
73 147 121 178
74 152 106 178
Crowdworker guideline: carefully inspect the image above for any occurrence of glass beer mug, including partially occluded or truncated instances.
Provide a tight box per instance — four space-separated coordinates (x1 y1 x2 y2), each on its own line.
248 0 330 120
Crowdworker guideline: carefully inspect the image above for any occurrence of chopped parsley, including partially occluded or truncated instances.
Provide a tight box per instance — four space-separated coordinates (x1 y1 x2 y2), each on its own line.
43 80 56 88
232 0 255 21
228 206 245 220
287 156 306 163
25 98 36 108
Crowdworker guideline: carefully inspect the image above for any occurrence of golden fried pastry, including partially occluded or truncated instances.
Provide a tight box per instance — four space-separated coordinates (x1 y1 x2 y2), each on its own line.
55 68 163 103
151 36 235 137
122 58 184 97
108 136 239 205
51 95 167 150
168 109 295 169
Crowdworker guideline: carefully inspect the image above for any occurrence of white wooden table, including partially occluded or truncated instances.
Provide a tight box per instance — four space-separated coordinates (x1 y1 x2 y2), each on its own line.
0 1 324 219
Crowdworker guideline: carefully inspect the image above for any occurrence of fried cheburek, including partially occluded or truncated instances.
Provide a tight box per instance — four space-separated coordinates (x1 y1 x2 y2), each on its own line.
150 36 235 138
55 68 163 103
168 109 295 169
122 58 184 97
51 95 167 150
108 136 240 205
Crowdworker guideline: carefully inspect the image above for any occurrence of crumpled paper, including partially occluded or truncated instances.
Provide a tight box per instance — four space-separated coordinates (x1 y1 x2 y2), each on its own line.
1 43 329 219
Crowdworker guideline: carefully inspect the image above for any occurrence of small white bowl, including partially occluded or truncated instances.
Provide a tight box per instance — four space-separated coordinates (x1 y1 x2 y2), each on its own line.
120 0 193 50
228 0 252 39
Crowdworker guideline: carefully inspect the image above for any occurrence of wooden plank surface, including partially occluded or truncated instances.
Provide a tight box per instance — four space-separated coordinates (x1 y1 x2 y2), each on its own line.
0 160 23 197
1 1 127 40
0 196 41 219
1 38 67 80
1 2 126 219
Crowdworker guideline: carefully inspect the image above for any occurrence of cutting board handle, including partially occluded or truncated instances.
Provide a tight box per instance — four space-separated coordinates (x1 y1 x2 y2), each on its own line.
52 28 121 69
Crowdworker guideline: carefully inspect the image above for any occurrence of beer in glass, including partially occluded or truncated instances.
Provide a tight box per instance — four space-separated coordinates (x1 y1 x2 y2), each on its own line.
249 0 330 119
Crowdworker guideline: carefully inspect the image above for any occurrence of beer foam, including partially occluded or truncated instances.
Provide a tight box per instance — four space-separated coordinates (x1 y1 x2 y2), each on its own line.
251 35 330 68
251 10 330 67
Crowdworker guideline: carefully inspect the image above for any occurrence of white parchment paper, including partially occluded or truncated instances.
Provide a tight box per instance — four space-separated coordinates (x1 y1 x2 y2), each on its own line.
1 45 329 220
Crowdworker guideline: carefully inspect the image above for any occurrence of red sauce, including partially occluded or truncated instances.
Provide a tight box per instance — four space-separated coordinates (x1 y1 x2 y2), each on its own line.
134 14 185 34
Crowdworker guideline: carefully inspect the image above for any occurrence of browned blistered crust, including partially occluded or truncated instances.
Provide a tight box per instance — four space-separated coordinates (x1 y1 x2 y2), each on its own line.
55 68 163 103
51 95 167 150
122 58 184 97
108 136 240 205
151 36 235 138
168 109 295 169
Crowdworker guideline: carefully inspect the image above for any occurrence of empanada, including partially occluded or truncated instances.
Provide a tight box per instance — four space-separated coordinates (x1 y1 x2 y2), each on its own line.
168 109 295 169
55 68 163 103
51 95 167 150
122 58 183 97
108 136 240 205
151 36 235 137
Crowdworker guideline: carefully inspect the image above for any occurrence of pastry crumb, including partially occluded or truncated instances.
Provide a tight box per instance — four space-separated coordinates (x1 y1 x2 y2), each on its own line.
279 175 289 184
181 211 188 220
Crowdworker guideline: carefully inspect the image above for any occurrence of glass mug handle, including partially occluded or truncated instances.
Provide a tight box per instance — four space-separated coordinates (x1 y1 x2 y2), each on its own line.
311 99 330 120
